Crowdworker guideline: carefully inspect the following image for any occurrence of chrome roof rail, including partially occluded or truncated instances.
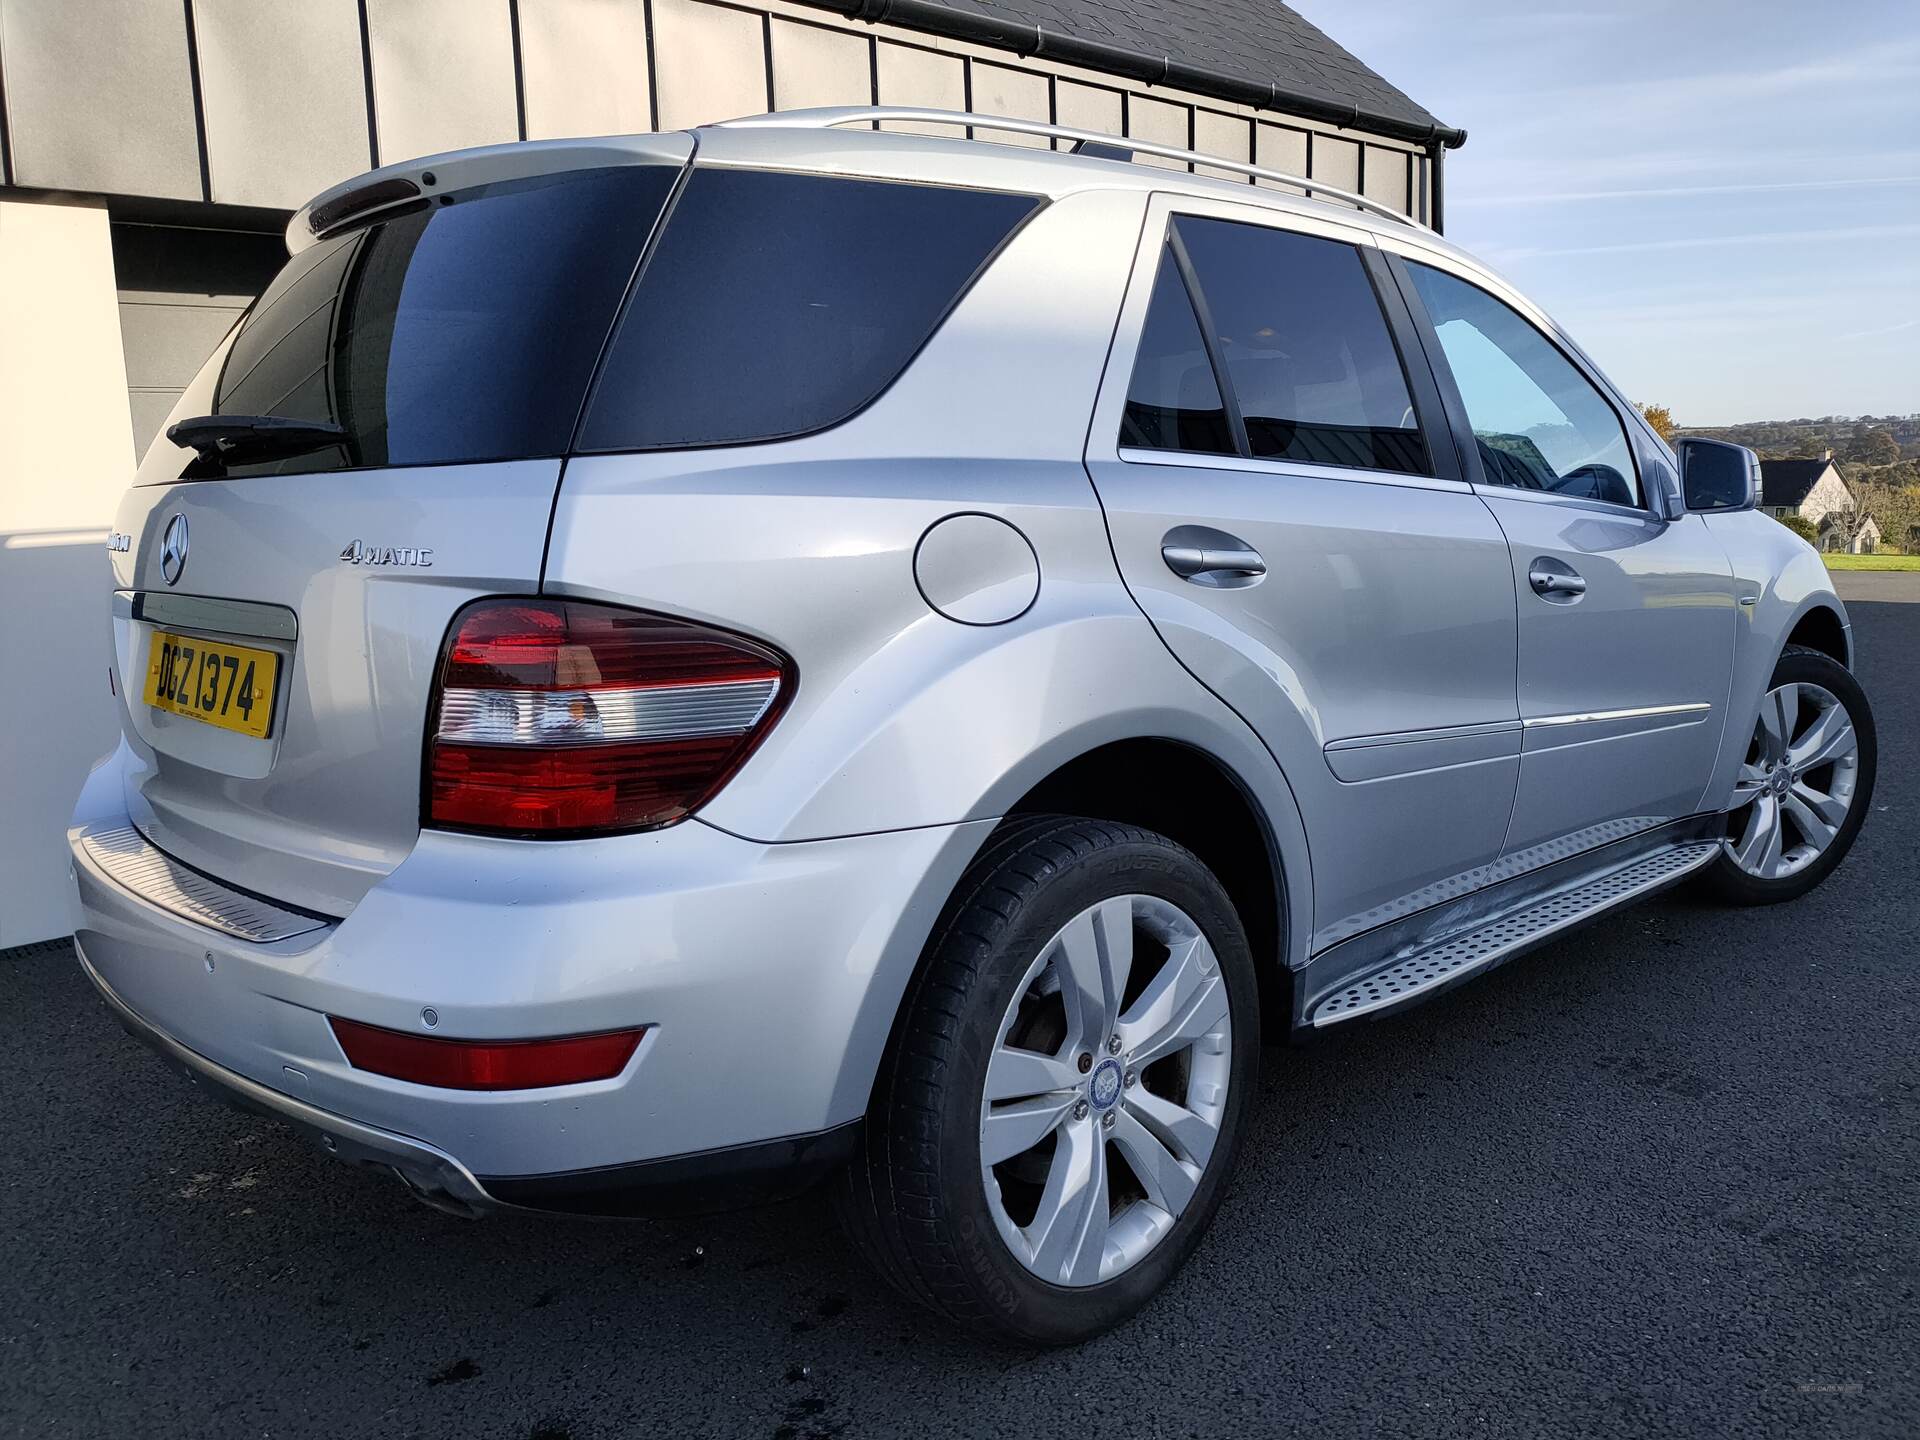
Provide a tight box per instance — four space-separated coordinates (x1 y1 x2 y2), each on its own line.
719 107 1427 231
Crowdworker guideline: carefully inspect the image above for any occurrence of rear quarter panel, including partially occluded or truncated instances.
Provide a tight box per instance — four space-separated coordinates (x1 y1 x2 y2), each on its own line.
546 187 1317 964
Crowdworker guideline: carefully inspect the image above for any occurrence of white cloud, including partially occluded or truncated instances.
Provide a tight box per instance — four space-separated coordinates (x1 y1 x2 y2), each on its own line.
1478 221 1920 264
1468 176 1920 206
1833 318 1920 342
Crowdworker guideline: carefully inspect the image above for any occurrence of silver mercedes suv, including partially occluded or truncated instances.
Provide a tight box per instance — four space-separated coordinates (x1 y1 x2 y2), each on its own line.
70 108 1876 1345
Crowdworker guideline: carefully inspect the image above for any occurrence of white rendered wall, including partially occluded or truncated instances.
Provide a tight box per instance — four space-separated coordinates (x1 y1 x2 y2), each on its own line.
0 197 133 945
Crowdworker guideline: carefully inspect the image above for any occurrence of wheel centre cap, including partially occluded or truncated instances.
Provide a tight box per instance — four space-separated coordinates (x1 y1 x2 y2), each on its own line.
1770 767 1792 795
1089 1058 1123 1111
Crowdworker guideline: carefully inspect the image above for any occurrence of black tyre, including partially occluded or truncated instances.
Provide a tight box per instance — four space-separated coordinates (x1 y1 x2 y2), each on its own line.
836 817 1260 1345
1701 645 1875 906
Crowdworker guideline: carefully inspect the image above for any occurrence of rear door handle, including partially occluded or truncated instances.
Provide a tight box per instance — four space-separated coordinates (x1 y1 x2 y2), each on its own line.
1527 560 1587 601
1162 527 1266 588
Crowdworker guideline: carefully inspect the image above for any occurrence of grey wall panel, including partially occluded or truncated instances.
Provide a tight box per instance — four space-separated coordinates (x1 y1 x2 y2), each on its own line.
196 0 370 208
874 40 961 133
0 0 200 198
968 62 1047 147
118 298 237 389
111 222 283 455
770 18 868 112
365 0 519 164
1311 133 1361 193
1254 122 1309 194
652 0 766 130
1126 93 1188 172
1053 80 1120 144
519 0 653 140
1362 142 1411 215
1193 108 1249 182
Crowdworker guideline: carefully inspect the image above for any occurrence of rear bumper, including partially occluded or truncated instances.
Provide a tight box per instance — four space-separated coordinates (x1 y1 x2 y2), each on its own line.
68 806 989 1210
82 943 863 1216
79 944 496 1216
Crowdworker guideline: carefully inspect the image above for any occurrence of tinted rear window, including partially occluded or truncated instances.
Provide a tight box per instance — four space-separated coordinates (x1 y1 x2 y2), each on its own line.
577 169 1040 451
203 165 676 477
1173 216 1427 475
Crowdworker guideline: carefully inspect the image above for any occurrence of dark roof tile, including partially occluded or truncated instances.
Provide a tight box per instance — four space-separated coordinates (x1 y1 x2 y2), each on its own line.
1758 458 1842 509
800 0 1456 143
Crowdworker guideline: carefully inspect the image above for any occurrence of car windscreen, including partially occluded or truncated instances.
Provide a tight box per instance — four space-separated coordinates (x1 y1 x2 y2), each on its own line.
190 165 678 478
576 168 1042 452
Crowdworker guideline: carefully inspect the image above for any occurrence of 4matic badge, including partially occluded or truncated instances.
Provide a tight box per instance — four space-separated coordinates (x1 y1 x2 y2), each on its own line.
339 540 434 568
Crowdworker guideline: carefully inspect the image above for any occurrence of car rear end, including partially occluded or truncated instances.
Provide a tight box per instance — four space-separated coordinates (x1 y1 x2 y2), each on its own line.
69 125 1116 1213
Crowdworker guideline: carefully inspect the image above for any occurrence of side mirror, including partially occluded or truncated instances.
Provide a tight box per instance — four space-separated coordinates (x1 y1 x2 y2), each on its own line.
1676 437 1760 513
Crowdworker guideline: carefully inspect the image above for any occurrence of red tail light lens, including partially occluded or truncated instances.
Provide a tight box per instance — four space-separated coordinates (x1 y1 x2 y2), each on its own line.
426 598 792 836
330 1016 643 1090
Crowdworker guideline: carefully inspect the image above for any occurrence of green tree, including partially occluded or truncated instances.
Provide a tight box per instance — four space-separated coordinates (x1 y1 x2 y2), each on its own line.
1774 513 1820 544
1638 402 1676 444
1845 429 1900 466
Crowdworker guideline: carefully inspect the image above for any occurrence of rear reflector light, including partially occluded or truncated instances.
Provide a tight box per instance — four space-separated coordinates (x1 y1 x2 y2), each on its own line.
329 1017 644 1090
426 599 792 836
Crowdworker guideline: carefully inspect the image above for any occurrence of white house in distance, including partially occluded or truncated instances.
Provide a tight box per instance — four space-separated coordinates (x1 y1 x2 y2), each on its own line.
1760 453 1854 528
1757 453 1879 552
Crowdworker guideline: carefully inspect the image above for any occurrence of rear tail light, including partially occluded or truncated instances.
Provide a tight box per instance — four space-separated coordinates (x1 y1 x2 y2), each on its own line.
330 1016 643 1090
425 598 792 836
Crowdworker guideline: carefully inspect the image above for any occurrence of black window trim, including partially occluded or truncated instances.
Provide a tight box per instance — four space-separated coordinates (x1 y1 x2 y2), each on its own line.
1119 206 1457 484
1165 226 1250 460
1383 250 1651 516
569 163 1052 458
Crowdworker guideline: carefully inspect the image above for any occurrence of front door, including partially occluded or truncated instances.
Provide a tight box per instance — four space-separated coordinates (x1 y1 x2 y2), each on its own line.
1394 258 1738 855
1086 196 1522 950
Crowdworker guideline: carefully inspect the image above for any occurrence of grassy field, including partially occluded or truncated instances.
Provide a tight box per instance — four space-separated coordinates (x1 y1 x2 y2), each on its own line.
1823 554 1920 571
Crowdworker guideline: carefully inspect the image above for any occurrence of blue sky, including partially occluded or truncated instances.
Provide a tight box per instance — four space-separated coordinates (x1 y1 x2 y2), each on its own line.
1290 0 1920 424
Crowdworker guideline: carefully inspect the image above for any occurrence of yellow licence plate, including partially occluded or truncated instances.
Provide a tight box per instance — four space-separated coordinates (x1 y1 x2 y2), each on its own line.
142 631 280 739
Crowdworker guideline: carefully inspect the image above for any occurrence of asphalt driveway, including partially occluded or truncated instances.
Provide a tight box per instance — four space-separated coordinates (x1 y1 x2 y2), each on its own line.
4 574 1915 1439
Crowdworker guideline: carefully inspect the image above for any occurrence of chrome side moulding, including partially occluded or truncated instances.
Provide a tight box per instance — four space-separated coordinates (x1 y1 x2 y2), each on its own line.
1324 718 1523 783
1524 702 1711 729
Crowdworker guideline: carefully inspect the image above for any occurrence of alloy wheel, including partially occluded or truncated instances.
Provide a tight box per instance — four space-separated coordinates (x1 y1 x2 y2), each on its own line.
1725 681 1860 879
978 894 1232 1287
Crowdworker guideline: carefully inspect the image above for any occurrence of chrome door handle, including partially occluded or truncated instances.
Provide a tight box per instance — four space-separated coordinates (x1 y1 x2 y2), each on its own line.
1527 563 1586 600
1164 545 1265 578
1161 528 1266 588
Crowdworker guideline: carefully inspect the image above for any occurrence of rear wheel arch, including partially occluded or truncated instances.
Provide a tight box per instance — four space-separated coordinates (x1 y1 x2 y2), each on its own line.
996 737 1290 1024
842 733 1299 1150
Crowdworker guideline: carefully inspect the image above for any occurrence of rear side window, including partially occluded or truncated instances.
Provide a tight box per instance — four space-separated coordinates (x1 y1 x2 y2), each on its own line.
578 169 1040 451
1120 249 1236 456
1172 217 1426 474
1405 263 1639 506
204 166 677 477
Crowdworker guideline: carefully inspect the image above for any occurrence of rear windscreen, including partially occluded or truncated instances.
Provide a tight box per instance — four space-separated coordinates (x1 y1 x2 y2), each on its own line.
200 165 677 477
577 169 1041 452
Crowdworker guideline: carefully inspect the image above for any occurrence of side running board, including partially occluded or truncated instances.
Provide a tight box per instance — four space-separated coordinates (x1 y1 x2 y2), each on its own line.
1309 841 1722 1027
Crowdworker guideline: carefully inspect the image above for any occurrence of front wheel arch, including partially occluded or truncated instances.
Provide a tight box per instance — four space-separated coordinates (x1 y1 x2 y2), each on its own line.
1784 603 1849 668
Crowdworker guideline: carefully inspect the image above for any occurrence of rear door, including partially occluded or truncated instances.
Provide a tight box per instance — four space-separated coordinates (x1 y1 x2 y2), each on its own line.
1085 195 1521 950
1390 257 1738 855
105 145 687 915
